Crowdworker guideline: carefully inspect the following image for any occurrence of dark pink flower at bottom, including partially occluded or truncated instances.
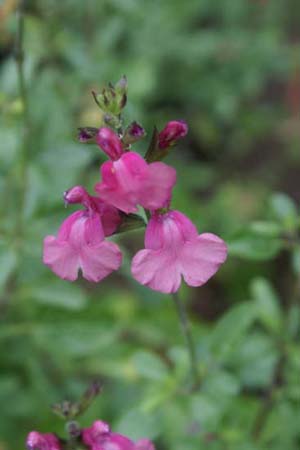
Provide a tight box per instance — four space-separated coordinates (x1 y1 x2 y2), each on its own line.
82 421 156 450
26 432 61 450
131 210 227 293
82 421 135 450
95 152 176 214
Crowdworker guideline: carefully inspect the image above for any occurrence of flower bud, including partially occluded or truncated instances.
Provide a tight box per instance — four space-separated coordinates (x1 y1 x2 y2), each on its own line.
78 127 98 143
64 186 88 205
123 121 145 145
92 76 128 115
66 421 81 439
97 127 123 160
158 120 188 149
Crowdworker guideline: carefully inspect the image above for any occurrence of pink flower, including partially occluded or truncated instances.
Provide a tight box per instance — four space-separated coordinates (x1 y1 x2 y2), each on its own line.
82 421 134 450
26 432 60 450
158 120 188 149
64 185 121 236
131 210 227 293
95 151 176 214
97 127 124 161
43 186 122 282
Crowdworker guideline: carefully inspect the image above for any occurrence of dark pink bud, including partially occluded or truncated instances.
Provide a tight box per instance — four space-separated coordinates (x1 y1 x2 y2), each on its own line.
158 120 188 149
64 186 88 205
26 432 61 450
78 127 98 143
129 122 144 138
97 127 124 160
123 121 145 145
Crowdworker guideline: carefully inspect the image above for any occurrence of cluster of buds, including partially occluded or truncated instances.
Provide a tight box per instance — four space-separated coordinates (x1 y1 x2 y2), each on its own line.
93 75 128 116
26 420 154 450
43 77 227 293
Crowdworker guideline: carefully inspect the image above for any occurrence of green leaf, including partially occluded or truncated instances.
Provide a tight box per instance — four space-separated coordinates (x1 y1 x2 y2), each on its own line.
22 280 87 310
116 409 161 440
251 277 282 333
270 193 298 231
132 351 169 381
233 332 278 388
209 302 257 360
228 230 282 261
0 241 17 290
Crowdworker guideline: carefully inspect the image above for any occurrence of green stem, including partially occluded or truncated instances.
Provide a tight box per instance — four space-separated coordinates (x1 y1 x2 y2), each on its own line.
15 0 28 122
172 292 199 387
15 0 29 239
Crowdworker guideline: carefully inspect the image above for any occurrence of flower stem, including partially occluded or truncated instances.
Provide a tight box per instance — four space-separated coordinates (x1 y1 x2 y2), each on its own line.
172 292 199 387
15 0 28 123
15 0 30 239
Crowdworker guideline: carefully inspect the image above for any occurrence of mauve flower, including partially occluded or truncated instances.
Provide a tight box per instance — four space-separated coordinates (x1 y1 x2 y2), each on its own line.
26 432 60 450
97 127 124 161
82 421 135 450
131 210 227 293
95 151 176 214
158 120 188 149
43 186 122 282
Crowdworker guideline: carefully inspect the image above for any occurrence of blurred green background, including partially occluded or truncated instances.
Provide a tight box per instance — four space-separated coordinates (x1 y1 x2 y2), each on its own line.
1 0 300 449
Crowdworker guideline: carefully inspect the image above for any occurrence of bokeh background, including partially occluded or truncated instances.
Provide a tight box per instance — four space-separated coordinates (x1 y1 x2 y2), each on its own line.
1 0 300 449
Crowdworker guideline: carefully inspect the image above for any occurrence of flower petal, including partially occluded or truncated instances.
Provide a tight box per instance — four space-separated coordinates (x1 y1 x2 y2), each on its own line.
131 249 181 293
141 162 176 211
181 233 227 287
95 153 175 214
43 236 80 281
80 241 122 282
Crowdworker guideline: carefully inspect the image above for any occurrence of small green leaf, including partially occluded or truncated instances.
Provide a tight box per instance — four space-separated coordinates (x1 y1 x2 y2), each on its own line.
228 230 282 261
132 351 169 381
0 241 17 290
270 193 298 231
22 280 87 310
251 277 282 333
116 409 161 440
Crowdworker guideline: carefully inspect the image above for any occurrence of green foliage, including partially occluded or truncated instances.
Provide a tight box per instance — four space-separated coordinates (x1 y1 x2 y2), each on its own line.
1 1 300 449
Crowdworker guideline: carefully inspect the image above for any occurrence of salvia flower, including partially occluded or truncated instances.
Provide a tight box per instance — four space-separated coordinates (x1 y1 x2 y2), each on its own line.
43 186 122 282
95 152 176 214
95 129 176 213
131 210 227 293
158 120 188 149
82 420 156 450
26 432 61 450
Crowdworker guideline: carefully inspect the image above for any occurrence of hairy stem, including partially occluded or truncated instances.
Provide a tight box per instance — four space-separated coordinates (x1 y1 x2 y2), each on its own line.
172 292 199 387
